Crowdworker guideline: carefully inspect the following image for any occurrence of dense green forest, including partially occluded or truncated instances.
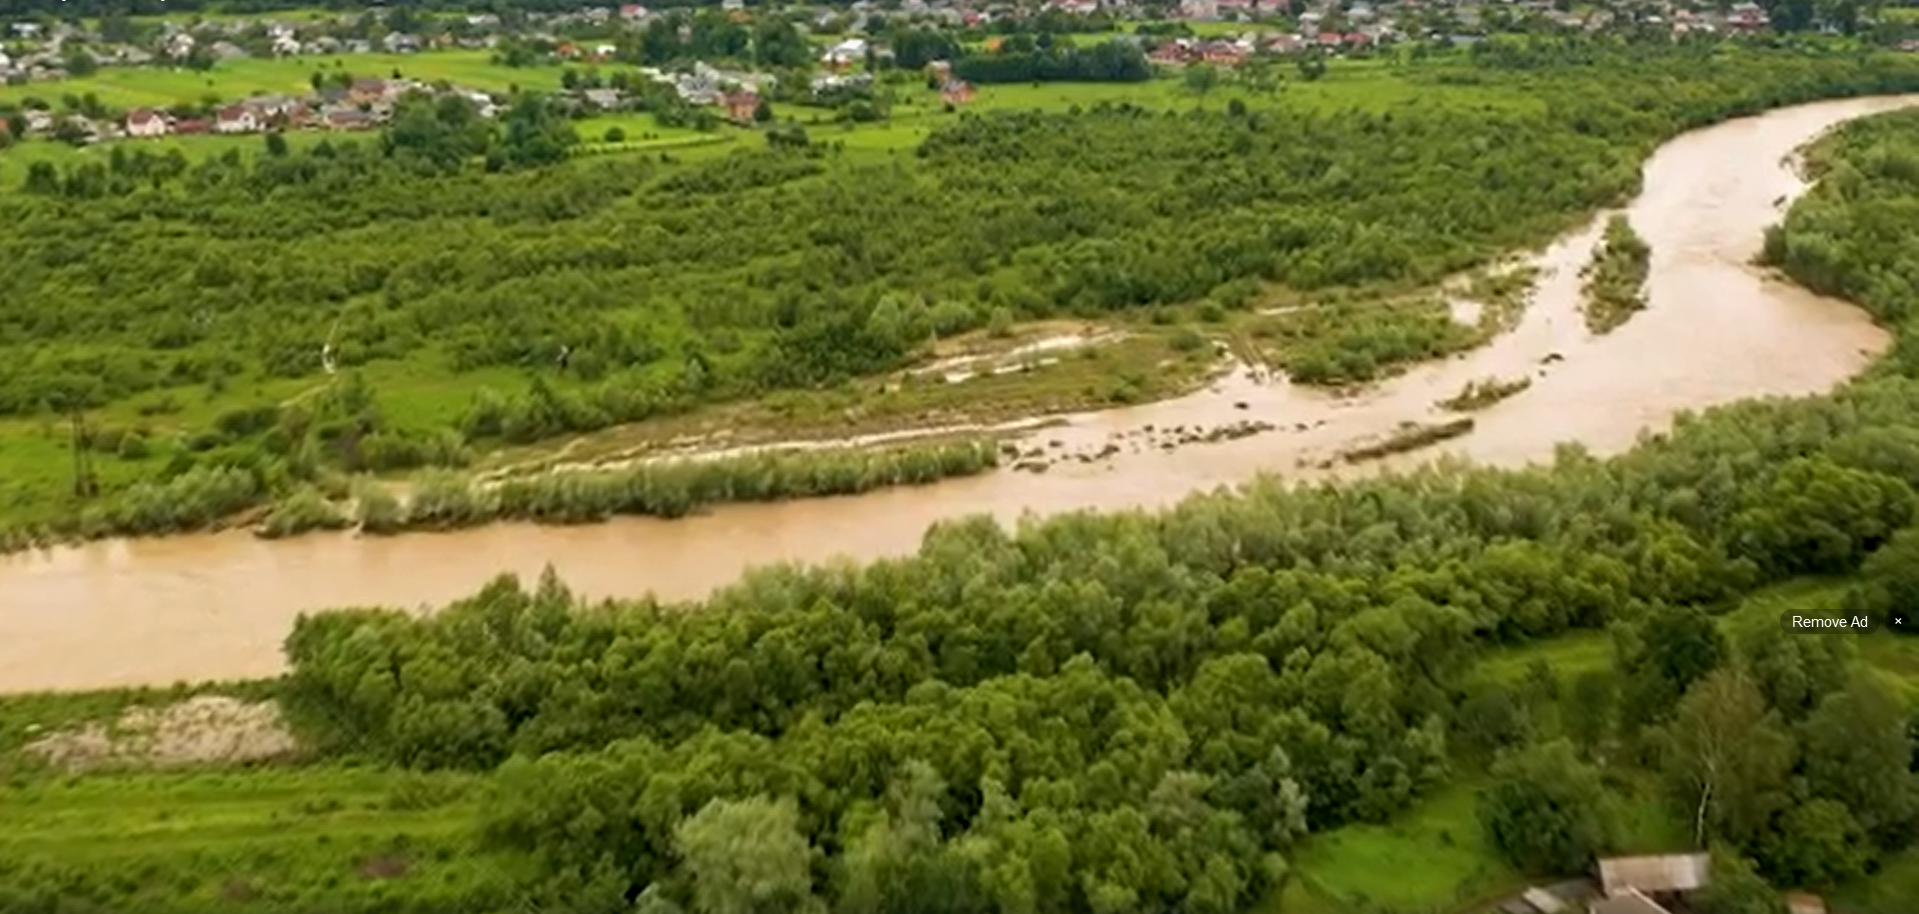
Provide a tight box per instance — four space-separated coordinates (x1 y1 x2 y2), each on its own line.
8 102 1919 914
8 45 1919 549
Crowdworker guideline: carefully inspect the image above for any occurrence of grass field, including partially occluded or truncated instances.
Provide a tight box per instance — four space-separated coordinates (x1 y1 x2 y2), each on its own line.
0 765 523 911
1286 780 1523 914
0 51 564 110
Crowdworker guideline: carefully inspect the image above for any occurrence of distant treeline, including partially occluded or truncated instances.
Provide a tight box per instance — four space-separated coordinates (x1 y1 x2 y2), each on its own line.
953 38 1153 84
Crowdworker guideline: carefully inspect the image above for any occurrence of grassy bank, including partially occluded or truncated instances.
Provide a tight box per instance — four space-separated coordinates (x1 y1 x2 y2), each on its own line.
1580 215 1652 335
0 51 563 110
0 765 521 914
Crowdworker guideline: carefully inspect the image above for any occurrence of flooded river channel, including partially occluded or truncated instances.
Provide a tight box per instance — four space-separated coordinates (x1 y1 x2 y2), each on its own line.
1 96 1907 692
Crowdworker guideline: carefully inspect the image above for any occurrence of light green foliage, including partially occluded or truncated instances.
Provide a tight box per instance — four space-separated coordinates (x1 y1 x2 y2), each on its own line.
1661 670 1796 849
676 796 821 914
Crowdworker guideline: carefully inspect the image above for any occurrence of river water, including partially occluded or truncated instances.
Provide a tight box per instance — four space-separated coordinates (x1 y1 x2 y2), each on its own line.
1 97 1906 693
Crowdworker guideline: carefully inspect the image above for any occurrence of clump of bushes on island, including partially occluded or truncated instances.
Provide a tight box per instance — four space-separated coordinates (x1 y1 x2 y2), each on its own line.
247 438 1003 539
1438 376 1534 412
1580 215 1652 334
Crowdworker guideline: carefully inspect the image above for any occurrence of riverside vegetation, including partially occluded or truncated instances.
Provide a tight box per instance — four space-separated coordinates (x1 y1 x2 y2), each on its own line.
256 438 1001 539
7 92 1919 914
1580 215 1654 334
1437 376 1534 412
7 41 1919 549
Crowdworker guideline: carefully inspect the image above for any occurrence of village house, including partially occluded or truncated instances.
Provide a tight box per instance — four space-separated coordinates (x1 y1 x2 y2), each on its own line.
1200 38 1248 64
165 32 196 59
1784 893 1827 914
349 77 391 104
214 104 259 134
1589 854 1711 914
722 89 759 124
324 108 376 131
1182 0 1221 20
125 108 169 138
582 88 623 110
812 71 874 93
1149 40 1192 65
1727 1 1769 29
822 37 867 70
243 95 301 121
939 79 976 106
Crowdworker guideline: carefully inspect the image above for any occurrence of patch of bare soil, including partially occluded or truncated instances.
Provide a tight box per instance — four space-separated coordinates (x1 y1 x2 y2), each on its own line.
23 696 297 770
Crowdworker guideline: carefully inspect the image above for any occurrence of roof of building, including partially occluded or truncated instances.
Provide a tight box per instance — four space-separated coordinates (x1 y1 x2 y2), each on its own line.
1596 854 1711 897
1785 893 1827 914
1588 888 1674 914
1523 887 1569 914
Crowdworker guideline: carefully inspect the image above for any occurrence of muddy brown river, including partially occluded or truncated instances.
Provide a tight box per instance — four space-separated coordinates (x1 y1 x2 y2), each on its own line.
1 97 1907 693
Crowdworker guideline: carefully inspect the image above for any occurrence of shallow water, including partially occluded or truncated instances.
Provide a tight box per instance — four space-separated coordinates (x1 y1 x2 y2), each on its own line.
0 96 1905 693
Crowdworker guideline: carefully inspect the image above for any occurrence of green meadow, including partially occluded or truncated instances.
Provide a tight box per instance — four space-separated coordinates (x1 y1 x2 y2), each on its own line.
0 50 564 110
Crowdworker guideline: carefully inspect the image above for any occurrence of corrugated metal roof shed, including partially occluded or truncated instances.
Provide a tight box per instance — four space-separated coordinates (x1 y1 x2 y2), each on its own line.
1596 854 1711 897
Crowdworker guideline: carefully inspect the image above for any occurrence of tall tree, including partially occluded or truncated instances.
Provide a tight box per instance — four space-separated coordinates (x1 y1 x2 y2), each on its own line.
1662 670 1795 848
1695 852 1789 914
1479 739 1620 874
1617 604 1727 732
675 796 822 914
1800 672 1917 841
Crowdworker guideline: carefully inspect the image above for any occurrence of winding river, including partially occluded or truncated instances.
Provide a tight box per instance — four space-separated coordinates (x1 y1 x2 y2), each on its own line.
1 96 1908 694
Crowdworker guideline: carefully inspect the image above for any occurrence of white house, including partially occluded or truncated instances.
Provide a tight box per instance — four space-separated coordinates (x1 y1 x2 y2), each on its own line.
125 108 170 138
213 105 258 134
166 32 196 58
822 37 867 68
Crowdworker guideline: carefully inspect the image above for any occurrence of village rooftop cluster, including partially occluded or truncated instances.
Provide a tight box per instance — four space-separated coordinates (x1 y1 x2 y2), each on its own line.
0 0 1839 147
